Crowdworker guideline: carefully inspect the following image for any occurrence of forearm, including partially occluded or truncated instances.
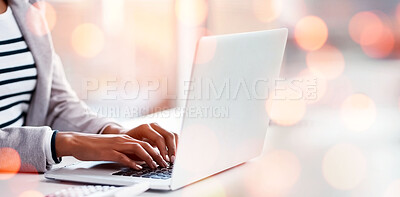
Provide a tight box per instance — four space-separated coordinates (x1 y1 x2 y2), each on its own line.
55 125 125 158
55 132 102 157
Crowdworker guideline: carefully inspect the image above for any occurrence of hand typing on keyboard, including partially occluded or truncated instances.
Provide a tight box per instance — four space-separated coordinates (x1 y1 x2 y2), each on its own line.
54 123 178 171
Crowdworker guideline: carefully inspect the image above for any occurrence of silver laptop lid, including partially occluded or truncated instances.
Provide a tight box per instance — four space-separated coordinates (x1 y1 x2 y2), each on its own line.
170 28 288 190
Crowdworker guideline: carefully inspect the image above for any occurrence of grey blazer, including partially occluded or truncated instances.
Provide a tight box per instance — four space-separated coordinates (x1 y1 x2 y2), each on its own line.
0 0 115 172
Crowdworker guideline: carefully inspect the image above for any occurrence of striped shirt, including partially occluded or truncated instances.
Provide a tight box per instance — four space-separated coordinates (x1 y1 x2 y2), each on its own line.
0 7 37 128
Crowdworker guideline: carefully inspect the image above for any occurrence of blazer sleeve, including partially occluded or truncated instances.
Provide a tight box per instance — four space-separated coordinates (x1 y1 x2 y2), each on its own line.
45 53 118 133
0 126 53 172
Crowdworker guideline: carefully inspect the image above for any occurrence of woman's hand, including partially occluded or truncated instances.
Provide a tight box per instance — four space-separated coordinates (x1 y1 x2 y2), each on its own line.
55 132 169 170
102 123 179 163
125 123 179 163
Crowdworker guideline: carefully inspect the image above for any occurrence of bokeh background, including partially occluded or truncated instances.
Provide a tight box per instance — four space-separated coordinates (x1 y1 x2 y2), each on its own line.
13 0 400 196
40 0 400 118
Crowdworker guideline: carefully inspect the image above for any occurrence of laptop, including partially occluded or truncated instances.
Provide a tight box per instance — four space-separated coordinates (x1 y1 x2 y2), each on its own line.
45 28 288 190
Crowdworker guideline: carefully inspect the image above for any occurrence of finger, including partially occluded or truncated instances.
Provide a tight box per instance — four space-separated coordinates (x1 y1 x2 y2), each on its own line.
120 143 157 169
112 151 142 170
140 142 168 168
143 138 157 147
172 133 179 163
174 133 179 147
150 123 177 163
141 124 169 162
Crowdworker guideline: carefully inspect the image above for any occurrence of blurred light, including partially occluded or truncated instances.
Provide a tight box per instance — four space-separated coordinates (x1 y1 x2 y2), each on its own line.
295 16 328 51
245 150 301 196
252 0 282 23
278 0 308 25
384 179 400 197
349 12 383 45
175 0 208 26
306 45 345 80
126 2 175 68
341 93 376 132
102 0 125 35
178 124 219 174
0 148 21 180
322 144 367 190
19 190 43 197
71 23 105 58
297 69 327 104
266 84 306 126
361 27 395 59
348 10 395 59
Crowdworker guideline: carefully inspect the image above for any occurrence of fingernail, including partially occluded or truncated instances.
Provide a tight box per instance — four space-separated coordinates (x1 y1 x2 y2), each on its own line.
171 155 176 163
152 161 157 168
163 160 169 167
165 155 170 162
135 164 142 170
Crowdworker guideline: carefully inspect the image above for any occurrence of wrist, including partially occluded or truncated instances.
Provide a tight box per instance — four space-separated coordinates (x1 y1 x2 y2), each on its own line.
55 132 76 157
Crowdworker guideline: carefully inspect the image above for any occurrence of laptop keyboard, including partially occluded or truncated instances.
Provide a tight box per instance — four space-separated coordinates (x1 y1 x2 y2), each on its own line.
112 164 173 180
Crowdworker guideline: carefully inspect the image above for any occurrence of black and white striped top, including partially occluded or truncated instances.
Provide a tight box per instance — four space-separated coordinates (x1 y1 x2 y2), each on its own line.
0 7 37 128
